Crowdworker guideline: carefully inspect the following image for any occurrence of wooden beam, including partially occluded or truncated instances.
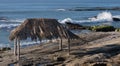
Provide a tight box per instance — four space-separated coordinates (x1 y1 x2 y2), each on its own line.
17 39 20 61
59 38 62 50
68 38 70 55
14 38 17 56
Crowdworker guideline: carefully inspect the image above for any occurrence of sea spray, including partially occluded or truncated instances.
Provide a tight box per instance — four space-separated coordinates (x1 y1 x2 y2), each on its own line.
60 18 73 24
56 9 66 11
60 12 114 24
0 24 20 29
89 11 113 22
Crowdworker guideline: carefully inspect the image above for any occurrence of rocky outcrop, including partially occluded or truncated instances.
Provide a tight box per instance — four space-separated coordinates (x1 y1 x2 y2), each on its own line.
113 17 120 21
65 22 86 30
0 47 11 51
68 7 120 11
89 25 115 32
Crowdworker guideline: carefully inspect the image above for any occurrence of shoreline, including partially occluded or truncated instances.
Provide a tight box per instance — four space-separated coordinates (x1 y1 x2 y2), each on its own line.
1 32 120 66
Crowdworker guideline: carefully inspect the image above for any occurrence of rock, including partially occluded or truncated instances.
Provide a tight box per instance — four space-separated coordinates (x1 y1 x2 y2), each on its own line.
46 64 54 66
57 57 65 62
65 22 86 30
0 47 11 51
113 17 120 21
23 63 33 66
89 25 115 32
54 56 65 62
92 63 107 66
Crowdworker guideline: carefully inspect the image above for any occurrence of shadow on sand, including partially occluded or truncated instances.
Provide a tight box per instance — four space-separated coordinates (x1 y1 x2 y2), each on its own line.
71 44 120 58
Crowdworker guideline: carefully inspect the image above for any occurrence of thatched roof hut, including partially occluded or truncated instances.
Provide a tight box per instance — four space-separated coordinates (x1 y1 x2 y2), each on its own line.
9 18 79 60
9 18 79 41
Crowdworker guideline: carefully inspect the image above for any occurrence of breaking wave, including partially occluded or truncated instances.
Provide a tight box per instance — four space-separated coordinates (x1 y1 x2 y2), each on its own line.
0 24 20 29
60 18 73 23
60 11 120 24
0 19 25 23
9 19 25 23
0 44 10 48
89 11 113 22
56 9 66 11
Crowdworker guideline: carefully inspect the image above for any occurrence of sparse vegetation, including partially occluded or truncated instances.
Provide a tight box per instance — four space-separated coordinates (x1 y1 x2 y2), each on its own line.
89 25 115 32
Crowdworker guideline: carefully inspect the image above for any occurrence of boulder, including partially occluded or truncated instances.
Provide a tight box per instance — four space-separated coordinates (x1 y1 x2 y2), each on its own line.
54 56 65 62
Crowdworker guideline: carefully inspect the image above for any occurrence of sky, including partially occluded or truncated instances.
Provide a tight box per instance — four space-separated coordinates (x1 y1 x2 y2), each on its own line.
0 0 119 3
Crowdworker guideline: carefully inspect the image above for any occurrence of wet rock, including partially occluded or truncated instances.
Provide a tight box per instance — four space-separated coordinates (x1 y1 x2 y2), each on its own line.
57 57 65 62
46 64 54 66
89 25 115 32
23 63 33 66
54 56 65 62
0 47 11 51
65 22 86 30
92 63 107 66
113 17 120 21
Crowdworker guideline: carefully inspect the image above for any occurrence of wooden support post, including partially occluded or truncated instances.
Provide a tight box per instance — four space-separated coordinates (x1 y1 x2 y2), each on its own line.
17 39 20 61
14 38 17 56
59 38 62 50
68 38 70 55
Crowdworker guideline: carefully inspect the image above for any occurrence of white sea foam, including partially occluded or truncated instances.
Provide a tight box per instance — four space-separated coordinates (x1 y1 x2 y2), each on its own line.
113 15 120 19
20 41 40 46
0 44 10 48
9 19 25 22
89 11 113 22
21 39 57 46
17 40 53 47
0 24 20 29
0 19 25 23
60 11 116 24
56 9 66 11
60 18 73 23
60 18 96 24
0 18 25 23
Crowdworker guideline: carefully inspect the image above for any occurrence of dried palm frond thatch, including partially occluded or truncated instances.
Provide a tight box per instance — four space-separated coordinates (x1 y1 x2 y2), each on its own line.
9 18 79 60
9 18 79 41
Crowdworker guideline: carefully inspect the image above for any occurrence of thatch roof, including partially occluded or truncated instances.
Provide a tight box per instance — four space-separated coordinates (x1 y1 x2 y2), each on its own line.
9 18 79 41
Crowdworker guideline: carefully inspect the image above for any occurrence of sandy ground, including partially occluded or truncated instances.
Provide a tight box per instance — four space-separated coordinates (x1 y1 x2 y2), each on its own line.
1 32 120 66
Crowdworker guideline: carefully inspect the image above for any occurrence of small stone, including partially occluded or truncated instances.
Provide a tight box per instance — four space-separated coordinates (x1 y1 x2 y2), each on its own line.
56 57 65 62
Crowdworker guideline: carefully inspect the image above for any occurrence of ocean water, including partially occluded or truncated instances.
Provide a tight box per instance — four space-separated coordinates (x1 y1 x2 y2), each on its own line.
0 0 120 48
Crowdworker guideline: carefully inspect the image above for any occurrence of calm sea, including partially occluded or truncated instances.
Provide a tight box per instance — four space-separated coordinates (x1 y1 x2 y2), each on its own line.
0 0 120 48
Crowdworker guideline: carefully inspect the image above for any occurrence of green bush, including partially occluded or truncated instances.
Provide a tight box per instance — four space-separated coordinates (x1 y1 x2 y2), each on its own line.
90 25 115 32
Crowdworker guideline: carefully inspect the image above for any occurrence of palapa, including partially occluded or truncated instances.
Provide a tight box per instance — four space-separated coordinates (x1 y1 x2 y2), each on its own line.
9 18 79 60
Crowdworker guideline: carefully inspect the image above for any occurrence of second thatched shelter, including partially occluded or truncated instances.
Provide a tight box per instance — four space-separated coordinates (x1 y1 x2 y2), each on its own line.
9 18 79 60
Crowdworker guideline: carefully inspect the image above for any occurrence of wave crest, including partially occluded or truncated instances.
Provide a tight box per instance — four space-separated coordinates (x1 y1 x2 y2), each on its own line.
56 9 66 11
0 24 20 29
89 11 113 22
60 18 73 23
